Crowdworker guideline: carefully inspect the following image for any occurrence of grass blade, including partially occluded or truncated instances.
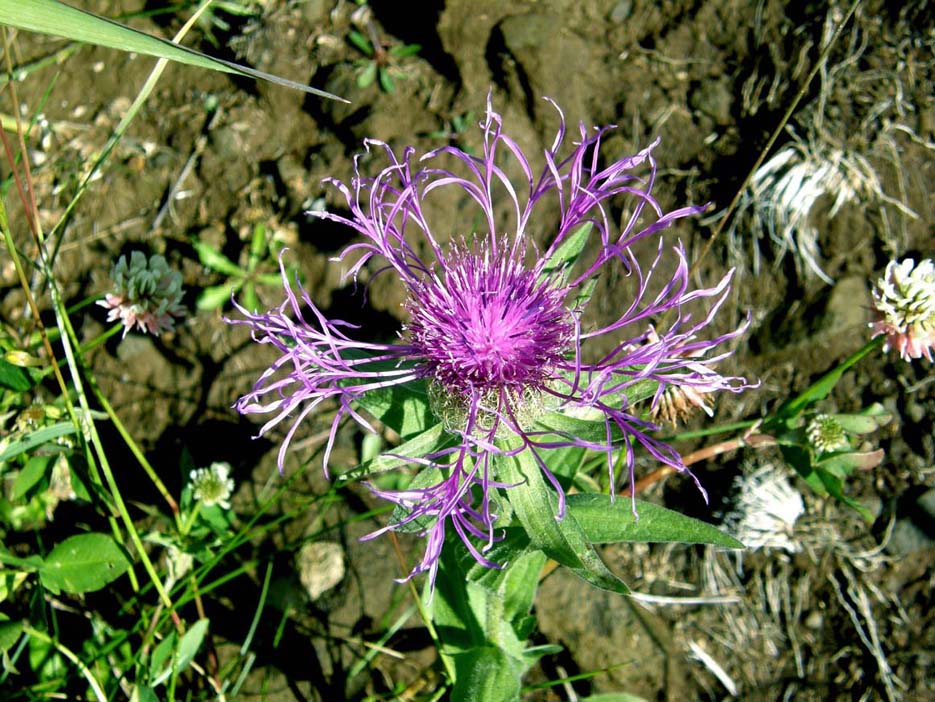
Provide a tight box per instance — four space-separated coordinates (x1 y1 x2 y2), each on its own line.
0 0 347 102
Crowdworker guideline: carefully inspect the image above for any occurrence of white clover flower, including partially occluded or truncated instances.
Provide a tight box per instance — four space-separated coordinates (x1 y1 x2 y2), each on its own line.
806 414 848 454
870 258 935 362
190 462 235 509
98 251 185 337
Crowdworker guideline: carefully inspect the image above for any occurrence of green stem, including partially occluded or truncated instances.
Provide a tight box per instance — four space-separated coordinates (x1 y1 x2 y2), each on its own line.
778 336 885 419
86 371 182 528
180 502 201 537
659 418 760 442
46 259 176 611
80 322 124 353
24 626 107 702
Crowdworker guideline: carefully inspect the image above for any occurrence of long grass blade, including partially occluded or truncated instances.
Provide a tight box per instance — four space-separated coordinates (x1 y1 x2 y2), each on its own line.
0 0 347 101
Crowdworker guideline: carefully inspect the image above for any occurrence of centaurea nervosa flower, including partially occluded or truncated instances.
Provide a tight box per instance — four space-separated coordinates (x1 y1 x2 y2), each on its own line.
230 97 751 586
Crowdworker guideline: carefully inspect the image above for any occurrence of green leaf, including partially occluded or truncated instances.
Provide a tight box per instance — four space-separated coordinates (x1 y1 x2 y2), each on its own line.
38 533 131 594
130 686 159 702
0 357 37 392
814 468 873 522
150 619 209 687
249 222 268 261
196 282 241 311
378 67 396 93
149 632 176 683
257 272 284 286
567 494 743 549
192 240 244 277
496 548 547 631
0 619 23 653
335 422 452 485
432 552 486 653
390 43 422 58
0 0 345 101
451 647 525 702
242 281 259 314
497 450 629 594
387 463 446 534
533 380 659 444
0 421 77 464
834 404 892 434
11 454 54 500
816 449 884 478
354 376 433 439
347 29 373 56
357 61 377 88
776 337 882 419
538 443 588 484
539 223 593 283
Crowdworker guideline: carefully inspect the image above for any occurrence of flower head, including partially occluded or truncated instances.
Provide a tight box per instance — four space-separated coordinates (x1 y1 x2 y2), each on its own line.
806 413 848 453
98 251 185 337
870 257 935 362
190 462 235 509
230 96 752 586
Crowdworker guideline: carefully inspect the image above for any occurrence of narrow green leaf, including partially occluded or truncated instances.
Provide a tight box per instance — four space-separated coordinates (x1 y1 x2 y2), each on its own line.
497 450 629 594
357 61 377 88
815 469 873 522
567 494 743 549
390 43 422 58
242 281 259 313
150 619 209 686
347 29 373 56
0 0 346 101
539 223 593 283
378 67 396 93
11 454 54 500
257 272 284 286
192 240 244 277
0 422 77 463
38 533 131 594
148 632 177 682
432 550 486 654
176 619 209 675
248 222 267 260
335 422 452 485
776 337 883 419
130 686 159 702
196 282 240 311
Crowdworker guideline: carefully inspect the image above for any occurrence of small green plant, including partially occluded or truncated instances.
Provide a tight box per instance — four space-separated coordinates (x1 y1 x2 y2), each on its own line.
427 111 476 154
193 223 292 313
347 28 421 93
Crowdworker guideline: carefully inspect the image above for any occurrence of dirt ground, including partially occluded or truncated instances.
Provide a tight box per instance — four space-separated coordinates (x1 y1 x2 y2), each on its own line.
4 0 934 700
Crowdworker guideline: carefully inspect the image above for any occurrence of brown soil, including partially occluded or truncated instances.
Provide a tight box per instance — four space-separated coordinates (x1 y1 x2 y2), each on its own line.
4 0 933 700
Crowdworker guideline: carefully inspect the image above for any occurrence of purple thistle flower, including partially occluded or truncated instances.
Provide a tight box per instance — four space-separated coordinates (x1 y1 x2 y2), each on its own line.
230 96 752 586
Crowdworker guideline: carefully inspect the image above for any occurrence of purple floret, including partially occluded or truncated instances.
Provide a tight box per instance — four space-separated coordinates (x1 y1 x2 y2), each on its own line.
229 95 752 587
